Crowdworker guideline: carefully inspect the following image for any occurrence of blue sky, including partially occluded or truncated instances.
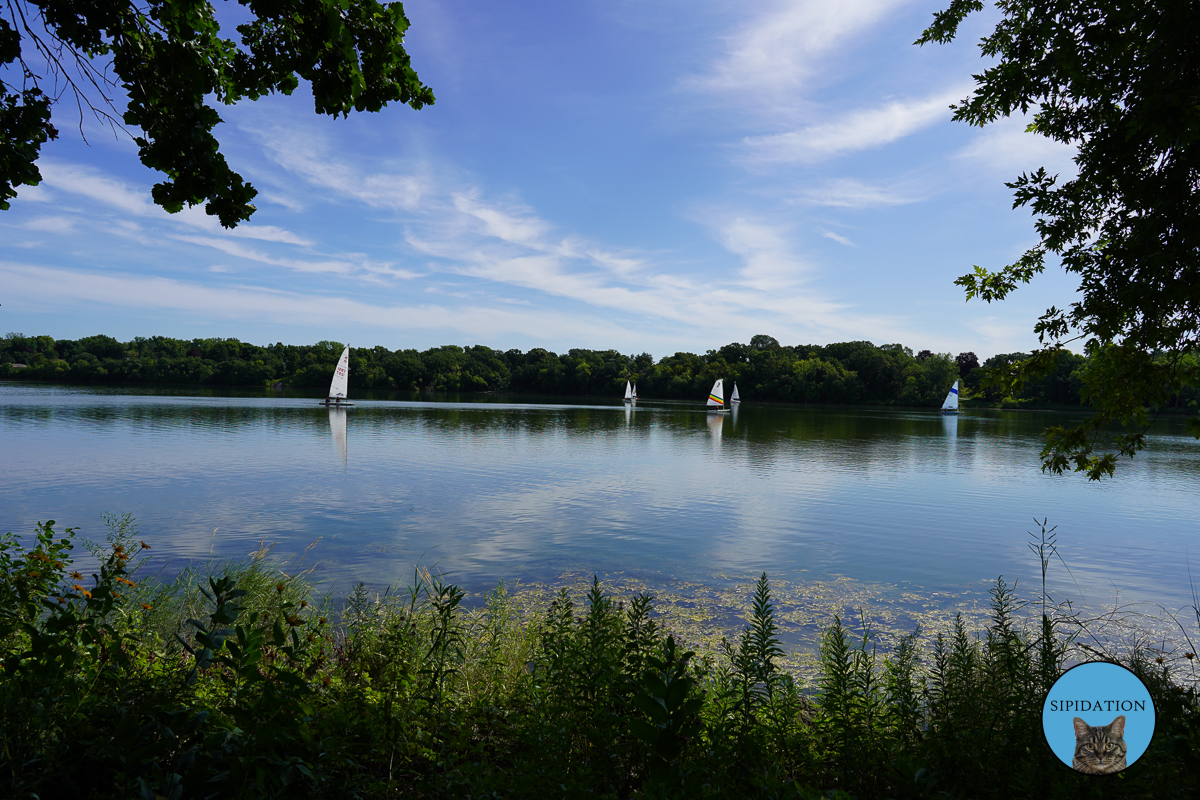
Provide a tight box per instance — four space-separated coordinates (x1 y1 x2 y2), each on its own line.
1 0 1081 359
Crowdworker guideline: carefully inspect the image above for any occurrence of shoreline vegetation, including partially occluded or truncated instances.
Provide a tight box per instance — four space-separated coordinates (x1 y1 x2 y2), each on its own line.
8 332 1190 411
3 517 1198 798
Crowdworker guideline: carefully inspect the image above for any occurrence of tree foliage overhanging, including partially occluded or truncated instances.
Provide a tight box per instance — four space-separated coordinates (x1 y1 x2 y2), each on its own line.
917 0 1200 478
0 0 433 225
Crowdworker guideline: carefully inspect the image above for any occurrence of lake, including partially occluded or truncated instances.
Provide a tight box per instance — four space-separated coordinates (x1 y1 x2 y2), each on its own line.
2 382 1197 634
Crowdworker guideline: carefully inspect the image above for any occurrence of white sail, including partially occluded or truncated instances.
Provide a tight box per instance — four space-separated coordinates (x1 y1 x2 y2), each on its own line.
624 380 633 401
707 378 724 408
328 346 350 400
941 379 960 411
731 382 741 403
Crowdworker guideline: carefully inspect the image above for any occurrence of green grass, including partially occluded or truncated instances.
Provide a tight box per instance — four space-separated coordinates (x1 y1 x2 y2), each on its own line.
1 517 1198 799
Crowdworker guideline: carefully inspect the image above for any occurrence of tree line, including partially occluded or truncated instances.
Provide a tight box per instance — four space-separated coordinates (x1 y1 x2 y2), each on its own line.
5 331 1192 409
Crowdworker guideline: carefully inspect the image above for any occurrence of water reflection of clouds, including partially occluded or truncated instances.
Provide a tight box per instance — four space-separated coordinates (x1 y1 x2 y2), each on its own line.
4 387 1200 610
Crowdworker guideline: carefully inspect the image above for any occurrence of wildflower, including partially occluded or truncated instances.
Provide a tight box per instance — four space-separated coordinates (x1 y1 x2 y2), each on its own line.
300 600 308 608
319 617 327 625
321 675 331 686
70 571 82 580
1156 657 1165 664
276 583 286 594
1186 652 1196 660
79 589 92 600
112 592 121 599
142 603 154 610
57 596 66 604
286 615 301 626
140 541 151 550
72 583 86 592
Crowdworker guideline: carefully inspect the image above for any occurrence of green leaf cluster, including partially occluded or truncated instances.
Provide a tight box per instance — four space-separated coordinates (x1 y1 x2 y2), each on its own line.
1 0 433 224
4 519 1199 797
918 0 1200 477
0 332 967 407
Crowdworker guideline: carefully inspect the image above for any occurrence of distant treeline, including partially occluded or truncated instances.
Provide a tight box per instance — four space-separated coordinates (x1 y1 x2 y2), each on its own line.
0 331 1163 408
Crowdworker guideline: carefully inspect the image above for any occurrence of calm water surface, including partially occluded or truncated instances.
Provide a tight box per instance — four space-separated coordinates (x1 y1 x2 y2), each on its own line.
2 383 1197 612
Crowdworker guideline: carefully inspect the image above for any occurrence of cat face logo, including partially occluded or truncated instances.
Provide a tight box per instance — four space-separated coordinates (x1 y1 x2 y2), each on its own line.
1042 662 1155 775
1072 715 1127 774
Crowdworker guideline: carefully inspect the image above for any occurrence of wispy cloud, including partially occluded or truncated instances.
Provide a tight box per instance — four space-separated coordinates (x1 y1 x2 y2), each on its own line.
255 127 427 210
453 192 550 247
172 234 420 280
716 217 810 292
694 0 911 98
24 216 76 234
955 115 1079 179
0 261 630 345
36 161 316 246
742 87 965 164
790 177 922 208
822 230 855 246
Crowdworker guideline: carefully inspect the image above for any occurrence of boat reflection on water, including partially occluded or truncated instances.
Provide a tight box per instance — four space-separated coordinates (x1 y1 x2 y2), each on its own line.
328 406 348 465
941 412 957 438
707 410 724 445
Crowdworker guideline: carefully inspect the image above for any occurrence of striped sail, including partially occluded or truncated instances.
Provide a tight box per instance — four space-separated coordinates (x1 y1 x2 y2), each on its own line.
941 379 959 411
632 383 638 400
707 378 724 408
328 346 350 399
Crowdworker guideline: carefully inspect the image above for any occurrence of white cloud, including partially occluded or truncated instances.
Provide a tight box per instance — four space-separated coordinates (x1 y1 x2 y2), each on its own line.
39 162 157 217
14 183 52 202
24 216 76 234
171 234 420 280
695 0 911 97
956 115 1078 179
743 87 966 164
822 230 854 246
174 206 314 246
716 217 810 292
453 192 550 247
255 127 427 210
0 262 629 344
36 160 316 246
791 177 922 208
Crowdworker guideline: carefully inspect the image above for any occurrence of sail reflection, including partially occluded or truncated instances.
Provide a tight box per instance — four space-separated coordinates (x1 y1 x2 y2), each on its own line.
329 407 348 464
941 412 957 438
707 411 724 445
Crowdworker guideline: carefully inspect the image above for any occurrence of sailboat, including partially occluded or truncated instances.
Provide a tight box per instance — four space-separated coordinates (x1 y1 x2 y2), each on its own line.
939 379 959 414
321 345 354 406
707 378 729 413
632 383 638 401
624 380 635 404
731 383 741 404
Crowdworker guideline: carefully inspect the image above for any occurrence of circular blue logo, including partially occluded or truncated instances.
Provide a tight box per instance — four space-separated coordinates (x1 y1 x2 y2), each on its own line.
1042 661 1155 774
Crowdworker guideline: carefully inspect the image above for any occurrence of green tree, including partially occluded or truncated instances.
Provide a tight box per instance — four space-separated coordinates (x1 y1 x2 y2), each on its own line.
918 0 1200 478
2 0 433 224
